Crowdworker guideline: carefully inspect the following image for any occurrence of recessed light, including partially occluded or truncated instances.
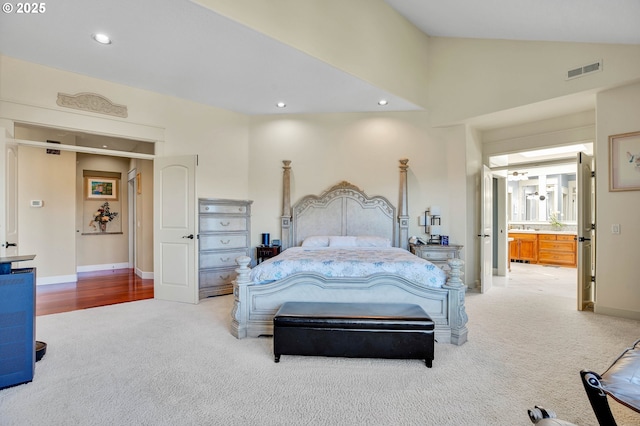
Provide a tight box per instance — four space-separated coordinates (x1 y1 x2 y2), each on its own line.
378 99 388 106
276 102 286 108
92 33 112 45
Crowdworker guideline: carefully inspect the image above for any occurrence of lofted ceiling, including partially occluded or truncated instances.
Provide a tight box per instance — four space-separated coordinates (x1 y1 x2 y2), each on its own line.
1 0 638 121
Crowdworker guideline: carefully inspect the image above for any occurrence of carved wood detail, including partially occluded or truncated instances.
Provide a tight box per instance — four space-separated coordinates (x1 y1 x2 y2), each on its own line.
56 92 128 118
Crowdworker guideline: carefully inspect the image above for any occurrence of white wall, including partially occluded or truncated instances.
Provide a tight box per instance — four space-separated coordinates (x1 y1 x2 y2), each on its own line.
594 82 640 320
482 110 596 160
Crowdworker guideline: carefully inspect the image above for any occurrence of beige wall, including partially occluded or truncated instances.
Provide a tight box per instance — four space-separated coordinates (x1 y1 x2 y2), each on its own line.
427 38 640 126
76 153 130 268
594 82 640 320
1 55 250 283
17 145 76 279
247 112 476 285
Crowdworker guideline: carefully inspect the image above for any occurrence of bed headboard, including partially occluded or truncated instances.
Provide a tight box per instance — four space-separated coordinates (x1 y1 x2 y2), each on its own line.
280 160 410 250
290 181 397 247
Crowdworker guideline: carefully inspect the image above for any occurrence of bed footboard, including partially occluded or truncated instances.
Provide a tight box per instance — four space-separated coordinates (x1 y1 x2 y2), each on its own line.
231 256 468 345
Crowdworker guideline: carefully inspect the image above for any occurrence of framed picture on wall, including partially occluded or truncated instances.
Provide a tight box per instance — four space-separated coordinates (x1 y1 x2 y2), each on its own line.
609 131 640 191
85 177 119 200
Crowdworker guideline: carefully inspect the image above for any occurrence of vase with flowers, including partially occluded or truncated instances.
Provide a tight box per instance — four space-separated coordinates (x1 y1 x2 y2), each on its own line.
90 202 119 232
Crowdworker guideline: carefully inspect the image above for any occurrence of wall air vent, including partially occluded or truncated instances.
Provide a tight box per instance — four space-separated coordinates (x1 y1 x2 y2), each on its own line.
566 60 603 80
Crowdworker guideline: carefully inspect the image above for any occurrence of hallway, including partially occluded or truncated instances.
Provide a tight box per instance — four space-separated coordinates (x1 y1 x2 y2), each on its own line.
36 269 153 316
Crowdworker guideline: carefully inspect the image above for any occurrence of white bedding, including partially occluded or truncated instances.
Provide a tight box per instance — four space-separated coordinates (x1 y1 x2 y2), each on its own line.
250 246 447 288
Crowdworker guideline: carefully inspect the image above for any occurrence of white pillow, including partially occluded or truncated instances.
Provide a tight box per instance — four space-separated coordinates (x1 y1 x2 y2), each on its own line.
356 236 392 248
301 236 330 247
329 236 358 247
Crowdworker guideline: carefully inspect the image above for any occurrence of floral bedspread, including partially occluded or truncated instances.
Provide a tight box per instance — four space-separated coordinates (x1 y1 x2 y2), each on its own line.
250 247 446 288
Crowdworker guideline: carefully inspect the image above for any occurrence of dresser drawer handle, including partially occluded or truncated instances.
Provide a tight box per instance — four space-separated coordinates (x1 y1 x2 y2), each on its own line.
220 257 230 262
220 239 230 245
219 274 230 280
220 221 230 226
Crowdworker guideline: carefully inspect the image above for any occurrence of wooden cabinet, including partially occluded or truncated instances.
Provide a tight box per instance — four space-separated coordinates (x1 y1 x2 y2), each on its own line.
256 246 280 264
410 243 463 273
538 233 577 267
509 233 538 263
509 232 577 267
198 199 252 299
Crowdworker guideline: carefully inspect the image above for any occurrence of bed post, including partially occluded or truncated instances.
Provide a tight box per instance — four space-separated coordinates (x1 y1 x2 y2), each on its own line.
444 258 468 345
281 160 292 249
231 256 252 338
398 159 410 250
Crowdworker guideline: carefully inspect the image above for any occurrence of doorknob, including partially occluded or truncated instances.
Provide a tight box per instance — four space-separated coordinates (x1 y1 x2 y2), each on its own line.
5 242 17 247
477 234 490 237
182 234 194 239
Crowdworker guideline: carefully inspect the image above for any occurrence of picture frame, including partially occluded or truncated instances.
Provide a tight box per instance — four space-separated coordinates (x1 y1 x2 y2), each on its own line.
609 131 640 191
85 177 119 200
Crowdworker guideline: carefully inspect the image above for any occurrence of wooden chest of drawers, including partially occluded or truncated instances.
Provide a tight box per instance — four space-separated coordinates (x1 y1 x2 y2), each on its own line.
198 199 252 299
537 233 576 267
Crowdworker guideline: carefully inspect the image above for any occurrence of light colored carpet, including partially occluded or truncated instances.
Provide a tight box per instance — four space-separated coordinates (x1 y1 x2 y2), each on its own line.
1 268 638 425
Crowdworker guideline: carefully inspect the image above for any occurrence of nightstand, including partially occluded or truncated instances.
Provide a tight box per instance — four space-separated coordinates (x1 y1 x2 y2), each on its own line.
256 246 281 263
410 243 463 273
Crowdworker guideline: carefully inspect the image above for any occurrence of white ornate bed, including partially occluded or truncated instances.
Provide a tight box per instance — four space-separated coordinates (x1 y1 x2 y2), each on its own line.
231 159 468 345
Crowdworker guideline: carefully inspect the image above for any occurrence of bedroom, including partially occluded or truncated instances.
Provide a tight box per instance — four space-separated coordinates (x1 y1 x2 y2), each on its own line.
0 0 639 325
2 1 640 424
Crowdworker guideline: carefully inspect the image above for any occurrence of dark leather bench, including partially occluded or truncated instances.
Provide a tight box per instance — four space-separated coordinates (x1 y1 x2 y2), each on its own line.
273 301 435 367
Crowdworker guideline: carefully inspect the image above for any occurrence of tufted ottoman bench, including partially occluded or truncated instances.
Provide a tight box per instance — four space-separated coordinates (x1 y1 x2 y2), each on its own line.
273 301 435 367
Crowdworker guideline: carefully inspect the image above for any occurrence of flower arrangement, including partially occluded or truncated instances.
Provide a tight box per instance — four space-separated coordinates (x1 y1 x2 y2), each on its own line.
90 202 119 231
548 211 564 229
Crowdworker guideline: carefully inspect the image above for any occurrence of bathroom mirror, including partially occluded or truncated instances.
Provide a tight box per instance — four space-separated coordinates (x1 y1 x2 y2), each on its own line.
508 172 577 224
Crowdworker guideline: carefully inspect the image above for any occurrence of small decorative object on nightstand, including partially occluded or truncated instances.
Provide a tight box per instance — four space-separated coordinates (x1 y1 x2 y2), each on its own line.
410 243 463 274
257 246 281 264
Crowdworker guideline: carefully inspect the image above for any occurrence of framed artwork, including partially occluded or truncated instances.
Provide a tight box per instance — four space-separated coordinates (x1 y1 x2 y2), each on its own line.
85 177 119 200
609 131 640 191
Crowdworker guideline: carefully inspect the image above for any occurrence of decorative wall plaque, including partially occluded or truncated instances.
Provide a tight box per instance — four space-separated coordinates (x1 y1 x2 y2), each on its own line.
56 92 128 118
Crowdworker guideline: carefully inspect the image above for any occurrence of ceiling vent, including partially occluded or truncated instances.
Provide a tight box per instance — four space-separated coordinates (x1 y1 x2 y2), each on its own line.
566 60 603 80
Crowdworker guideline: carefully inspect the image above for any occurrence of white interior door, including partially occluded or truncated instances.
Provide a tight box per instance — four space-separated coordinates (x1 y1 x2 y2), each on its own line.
4 142 18 257
480 165 493 293
577 152 594 311
154 155 198 304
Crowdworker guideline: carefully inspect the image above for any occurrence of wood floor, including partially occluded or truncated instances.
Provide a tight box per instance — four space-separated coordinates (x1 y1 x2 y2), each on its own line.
36 268 154 316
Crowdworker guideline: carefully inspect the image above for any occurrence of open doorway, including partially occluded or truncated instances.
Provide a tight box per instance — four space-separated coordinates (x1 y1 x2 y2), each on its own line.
11 123 154 289
489 143 593 303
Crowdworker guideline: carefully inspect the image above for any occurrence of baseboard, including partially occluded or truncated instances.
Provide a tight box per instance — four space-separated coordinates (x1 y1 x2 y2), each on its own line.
35 264 153 286
37 274 77 286
135 267 153 279
594 305 640 321
76 262 130 273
